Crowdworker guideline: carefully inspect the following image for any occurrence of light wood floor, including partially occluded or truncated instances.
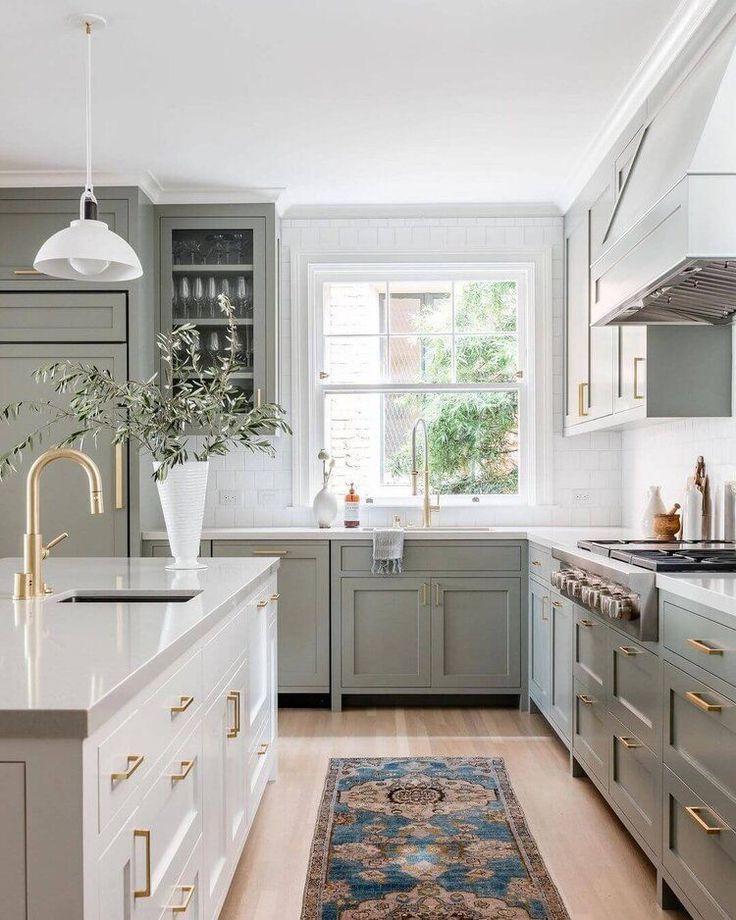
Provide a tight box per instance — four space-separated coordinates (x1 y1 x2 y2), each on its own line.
220 706 688 920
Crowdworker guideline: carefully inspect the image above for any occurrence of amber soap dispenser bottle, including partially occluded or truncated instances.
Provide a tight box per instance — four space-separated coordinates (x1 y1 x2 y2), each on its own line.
344 483 361 528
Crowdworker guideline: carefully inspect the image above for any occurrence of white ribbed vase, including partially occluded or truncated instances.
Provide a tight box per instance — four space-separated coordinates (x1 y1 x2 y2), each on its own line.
155 460 209 570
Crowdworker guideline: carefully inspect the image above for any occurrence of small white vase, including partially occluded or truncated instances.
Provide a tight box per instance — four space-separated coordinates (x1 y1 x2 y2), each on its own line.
155 460 209 570
641 485 666 538
313 484 338 529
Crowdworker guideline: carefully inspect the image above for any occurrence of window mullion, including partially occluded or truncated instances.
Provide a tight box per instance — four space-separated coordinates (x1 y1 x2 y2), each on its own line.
451 280 457 383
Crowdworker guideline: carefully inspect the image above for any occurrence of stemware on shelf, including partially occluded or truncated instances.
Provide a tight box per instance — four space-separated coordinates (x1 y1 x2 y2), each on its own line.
235 275 248 318
230 232 246 263
191 277 205 320
179 276 192 316
219 276 231 305
207 233 228 265
172 240 186 265
206 276 218 317
207 331 220 369
183 239 201 265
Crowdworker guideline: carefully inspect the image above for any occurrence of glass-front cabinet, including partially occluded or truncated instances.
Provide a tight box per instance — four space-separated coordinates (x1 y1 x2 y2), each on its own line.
158 207 278 405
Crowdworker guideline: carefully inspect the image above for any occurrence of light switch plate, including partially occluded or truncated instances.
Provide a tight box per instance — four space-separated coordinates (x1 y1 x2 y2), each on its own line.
572 490 592 506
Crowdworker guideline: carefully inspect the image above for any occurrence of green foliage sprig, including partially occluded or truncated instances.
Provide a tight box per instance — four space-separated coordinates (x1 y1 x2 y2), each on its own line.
0 295 290 482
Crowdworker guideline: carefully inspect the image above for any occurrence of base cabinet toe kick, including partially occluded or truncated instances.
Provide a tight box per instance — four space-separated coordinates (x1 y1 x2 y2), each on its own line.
0 573 279 920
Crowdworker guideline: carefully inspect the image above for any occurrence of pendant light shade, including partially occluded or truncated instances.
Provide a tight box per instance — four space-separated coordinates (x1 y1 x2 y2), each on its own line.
34 17 142 282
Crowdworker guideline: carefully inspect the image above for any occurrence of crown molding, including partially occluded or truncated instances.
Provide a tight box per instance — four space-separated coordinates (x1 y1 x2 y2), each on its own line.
556 0 728 212
281 202 561 220
0 169 284 206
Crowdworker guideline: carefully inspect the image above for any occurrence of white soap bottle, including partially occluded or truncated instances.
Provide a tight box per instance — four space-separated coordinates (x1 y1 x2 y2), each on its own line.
641 486 666 538
682 483 703 541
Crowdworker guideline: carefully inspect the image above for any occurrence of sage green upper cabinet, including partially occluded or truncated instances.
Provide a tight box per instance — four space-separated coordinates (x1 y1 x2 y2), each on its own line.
431 577 521 689
614 325 647 413
0 195 129 282
156 205 279 407
564 210 613 428
0 292 127 343
0 344 128 559
341 577 431 688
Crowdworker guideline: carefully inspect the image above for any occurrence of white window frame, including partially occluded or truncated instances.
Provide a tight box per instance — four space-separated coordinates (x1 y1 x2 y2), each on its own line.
291 252 554 509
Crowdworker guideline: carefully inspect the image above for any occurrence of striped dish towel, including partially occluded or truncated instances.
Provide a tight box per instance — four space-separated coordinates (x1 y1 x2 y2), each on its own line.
371 528 405 575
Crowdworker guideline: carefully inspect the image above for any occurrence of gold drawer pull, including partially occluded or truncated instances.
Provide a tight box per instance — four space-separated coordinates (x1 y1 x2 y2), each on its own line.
133 828 151 898
551 600 563 608
111 753 144 783
420 583 428 607
578 381 589 417
579 618 594 628
633 356 645 400
270 592 281 601
686 691 722 713
13 268 42 275
541 596 549 622
434 582 441 606
168 884 195 913
253 549 289 556
115 442 125 510
227 690 241 738
531 560 542 566
577 693 595 705
685 805 726 835
257 599 268 608
688 638 725 656
170 695 194 715
169 759 195 782
257 742 269 756
618 645 641 656
618 735 642 749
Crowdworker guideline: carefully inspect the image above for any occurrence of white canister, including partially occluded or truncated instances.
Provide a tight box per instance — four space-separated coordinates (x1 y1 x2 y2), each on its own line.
641 486 666 538
682 483 704 541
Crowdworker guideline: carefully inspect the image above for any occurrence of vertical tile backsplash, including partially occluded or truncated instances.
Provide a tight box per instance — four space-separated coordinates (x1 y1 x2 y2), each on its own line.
141 213 625 532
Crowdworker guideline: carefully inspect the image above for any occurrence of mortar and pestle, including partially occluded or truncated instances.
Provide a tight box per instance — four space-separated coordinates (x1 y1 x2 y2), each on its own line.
653 504 682 540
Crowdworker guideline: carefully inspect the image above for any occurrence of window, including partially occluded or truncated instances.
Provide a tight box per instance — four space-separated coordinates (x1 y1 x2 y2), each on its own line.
312 267 532 503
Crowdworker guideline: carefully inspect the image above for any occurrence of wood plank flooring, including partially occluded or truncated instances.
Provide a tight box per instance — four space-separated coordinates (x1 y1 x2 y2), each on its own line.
220 706 688 920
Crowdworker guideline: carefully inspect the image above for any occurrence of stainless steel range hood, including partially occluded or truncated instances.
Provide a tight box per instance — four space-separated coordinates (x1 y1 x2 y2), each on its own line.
591 18 736 326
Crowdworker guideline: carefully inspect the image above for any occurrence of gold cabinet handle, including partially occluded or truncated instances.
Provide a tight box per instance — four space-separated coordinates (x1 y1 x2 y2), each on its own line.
531 560 542 567
257 599 268 608
686 690 722 713
617 735 642 749
167 884 195 913
541 596 549 622
434 582 441 606
115 442 125 510
170 695 194 715
578 381 589 417
685 805 726 835
133 828 152 898
551 600 563 608
169 759 195 782
633 356 645 400
420 583 428 607
257 742 269 756
256 387 262 408
226 690 241 738
13 268 42 275
577 693 595 705
270 592 281 601
253 549 289 556
111 753 144 783
579 618 594 628
618 645 641 656
688 638 725 656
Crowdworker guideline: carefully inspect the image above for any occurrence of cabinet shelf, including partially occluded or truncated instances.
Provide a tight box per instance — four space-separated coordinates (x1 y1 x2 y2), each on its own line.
172 264 254 273
173 317 254 326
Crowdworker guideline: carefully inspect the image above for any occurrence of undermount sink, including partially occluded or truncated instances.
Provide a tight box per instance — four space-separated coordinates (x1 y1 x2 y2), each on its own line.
58 589 202 604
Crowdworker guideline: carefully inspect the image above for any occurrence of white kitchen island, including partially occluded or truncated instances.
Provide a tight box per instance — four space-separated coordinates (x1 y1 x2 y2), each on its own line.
0 555 280 920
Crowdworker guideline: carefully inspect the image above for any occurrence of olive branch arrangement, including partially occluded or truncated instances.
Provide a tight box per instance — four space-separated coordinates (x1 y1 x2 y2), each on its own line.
0 295 290 482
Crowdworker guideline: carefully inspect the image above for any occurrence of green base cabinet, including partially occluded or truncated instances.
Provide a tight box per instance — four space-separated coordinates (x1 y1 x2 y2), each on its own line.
529 577 551 711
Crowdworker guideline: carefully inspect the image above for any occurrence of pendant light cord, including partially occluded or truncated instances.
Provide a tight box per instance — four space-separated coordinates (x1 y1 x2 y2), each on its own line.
84 21 93 197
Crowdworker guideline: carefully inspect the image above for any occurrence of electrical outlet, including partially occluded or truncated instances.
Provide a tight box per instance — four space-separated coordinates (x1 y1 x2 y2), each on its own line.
572 490 593 506
219 489 243 507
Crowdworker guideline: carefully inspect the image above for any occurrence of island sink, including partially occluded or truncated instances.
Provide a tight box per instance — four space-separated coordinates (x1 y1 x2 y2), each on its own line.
58 588 202 604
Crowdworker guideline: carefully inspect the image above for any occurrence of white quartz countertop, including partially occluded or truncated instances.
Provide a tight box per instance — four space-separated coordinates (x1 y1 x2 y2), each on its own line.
655 572 736 618
0 556 278 738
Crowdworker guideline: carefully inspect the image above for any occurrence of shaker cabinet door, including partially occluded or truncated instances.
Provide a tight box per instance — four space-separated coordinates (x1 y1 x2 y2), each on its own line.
0 343 129 558
431 577 521 688
549 593 573 741
529 578 551 710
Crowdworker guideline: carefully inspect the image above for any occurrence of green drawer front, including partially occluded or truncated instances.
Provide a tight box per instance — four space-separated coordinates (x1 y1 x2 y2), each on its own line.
609 713 660 860
337 541 522 574
573 678 608 788
664 661 736 829
663 767 736 920
0 292 126 342
663 599 736 686
528 543 552 584
608 634 661 751
574 608 608 695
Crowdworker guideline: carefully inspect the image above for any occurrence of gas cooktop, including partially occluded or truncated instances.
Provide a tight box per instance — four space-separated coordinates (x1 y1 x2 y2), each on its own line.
577 539 736 572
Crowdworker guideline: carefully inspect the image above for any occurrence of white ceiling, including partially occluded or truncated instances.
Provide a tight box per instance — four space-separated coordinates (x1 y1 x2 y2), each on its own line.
1 0 691 209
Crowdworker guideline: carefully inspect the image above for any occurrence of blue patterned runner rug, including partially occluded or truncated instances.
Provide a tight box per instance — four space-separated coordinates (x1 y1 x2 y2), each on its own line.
301 757 570 919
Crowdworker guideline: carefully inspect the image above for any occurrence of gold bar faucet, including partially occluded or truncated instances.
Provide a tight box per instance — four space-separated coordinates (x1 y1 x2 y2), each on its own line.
13 448 104 599
410 418 440 528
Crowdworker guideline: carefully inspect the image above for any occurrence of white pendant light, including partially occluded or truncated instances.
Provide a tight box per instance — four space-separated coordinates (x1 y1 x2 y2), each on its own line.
34 16 142 282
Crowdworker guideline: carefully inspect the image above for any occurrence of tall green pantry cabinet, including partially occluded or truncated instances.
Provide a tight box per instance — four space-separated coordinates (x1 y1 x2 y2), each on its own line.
0 188 155 558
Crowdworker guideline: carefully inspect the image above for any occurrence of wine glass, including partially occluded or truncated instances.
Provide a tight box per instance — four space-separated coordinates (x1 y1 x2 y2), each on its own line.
207 331 220 369
207 234 227 265
219 277 231 308
172 280 183 320
230 232 245 263
206 276 218 317
172 240 186 265
192 277 205 319
183 240 201 265
179 276 191 316
235 275 248 318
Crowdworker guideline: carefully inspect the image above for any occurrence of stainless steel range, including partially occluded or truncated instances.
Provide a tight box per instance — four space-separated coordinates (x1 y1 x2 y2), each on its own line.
550 539 736 643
